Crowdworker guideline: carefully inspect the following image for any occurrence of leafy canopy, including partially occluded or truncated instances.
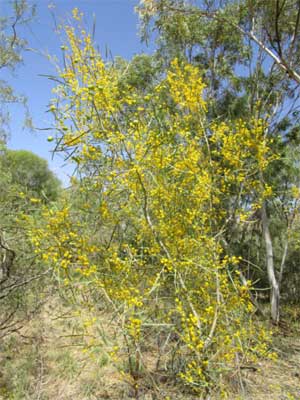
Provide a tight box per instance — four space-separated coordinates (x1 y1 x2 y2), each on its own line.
1 149 60 201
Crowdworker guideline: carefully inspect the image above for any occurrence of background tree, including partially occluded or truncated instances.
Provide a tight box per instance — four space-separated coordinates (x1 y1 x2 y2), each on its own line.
1 149 61 201
0 145 60 338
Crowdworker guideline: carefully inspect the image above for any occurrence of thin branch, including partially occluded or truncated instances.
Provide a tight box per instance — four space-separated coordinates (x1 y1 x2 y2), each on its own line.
0 269 51 300
290 0 300 52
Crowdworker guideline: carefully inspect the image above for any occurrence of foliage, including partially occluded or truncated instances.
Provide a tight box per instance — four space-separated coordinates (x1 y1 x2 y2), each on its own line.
0 0 36 141
0 145 59 340
1 149 61 201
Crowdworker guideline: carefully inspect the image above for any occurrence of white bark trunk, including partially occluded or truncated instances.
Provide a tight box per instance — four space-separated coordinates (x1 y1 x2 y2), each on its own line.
261 202 280 323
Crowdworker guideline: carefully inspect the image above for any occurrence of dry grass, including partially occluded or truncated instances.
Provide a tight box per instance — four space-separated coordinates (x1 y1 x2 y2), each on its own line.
232 336 300 400
0 301 300 400
224 308 300 400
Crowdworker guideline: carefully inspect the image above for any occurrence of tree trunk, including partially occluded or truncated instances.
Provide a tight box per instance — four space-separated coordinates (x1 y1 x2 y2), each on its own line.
261 201 280 324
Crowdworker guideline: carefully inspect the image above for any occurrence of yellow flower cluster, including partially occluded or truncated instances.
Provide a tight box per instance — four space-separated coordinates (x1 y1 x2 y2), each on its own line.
167 58 207 113
29 204 98 280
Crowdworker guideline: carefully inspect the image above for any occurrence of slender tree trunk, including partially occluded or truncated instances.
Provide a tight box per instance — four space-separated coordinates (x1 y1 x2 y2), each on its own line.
279 240 288 286
261 201 280 323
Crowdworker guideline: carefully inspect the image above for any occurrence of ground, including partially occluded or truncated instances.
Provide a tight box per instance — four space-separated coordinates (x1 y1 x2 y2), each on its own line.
0 302 299 400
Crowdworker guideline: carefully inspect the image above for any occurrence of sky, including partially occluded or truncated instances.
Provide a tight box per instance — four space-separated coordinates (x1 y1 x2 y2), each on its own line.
1 0 153 185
